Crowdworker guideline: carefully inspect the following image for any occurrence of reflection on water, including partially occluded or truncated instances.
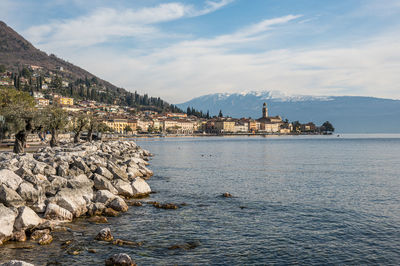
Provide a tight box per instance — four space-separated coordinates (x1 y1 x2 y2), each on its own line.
1 135 400 265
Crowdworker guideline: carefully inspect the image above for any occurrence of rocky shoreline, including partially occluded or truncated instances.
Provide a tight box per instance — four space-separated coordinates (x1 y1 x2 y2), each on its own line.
0 140 153 265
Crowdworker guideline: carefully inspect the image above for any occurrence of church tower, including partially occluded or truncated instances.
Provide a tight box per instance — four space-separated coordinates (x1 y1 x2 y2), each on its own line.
262 102 268 118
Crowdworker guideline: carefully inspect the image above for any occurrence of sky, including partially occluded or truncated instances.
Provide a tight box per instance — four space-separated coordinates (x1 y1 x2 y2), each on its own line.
2 0 400 103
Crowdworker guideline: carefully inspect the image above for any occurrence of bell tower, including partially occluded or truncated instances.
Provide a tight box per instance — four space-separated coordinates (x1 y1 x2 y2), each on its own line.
262 103 268 118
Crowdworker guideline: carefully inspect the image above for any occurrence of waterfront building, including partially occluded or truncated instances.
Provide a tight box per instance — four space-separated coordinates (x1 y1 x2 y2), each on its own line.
214 120 235 133
257 103 284 133
105 118 128 133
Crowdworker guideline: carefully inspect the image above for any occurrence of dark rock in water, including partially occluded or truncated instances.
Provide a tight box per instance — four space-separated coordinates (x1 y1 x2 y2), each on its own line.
152 202 179 210
88 215 108 224
38 233 53 245
103 208 119 217
222 192 233 198
105 253 136 266
30 229 51 241
113 239 143 247
11 230 27 242
168 241 200 250
127 201 142 207
95 227 113 242
88 248 97 253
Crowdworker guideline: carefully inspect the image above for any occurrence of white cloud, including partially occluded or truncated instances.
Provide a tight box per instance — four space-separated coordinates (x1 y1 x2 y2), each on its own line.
24 1 233 49
71 25 400 103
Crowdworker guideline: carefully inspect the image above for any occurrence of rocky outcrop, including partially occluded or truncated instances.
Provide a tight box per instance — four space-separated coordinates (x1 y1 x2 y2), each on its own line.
0 140 153 246
0 203 17 245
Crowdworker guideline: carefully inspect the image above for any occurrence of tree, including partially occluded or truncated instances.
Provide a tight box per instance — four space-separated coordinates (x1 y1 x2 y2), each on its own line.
86 115 102 142
124 125 133 135
0 87 40 153
21 67 31 78
43 107 68 147
321 121 335 133
218 110 223 118
292 121 301 133
71 113 88 143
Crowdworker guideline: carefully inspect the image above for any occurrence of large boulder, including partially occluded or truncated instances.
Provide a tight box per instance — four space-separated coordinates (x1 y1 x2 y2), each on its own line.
131 177 151 197
66 174 93 189
93 174 118 194
0 169 23 190
44 203 73 221
107 197 128 212
14 166 33 179
95 166 113 180
46 175 68 197
14 206 42 231
113 179 134 197
0 184 25 207
17 182 43 205
72 157 91 173
54 188 93 217
0 204 17 245
32 161 48 175
94 190 116 205
56 163 69 177
107 162 128 180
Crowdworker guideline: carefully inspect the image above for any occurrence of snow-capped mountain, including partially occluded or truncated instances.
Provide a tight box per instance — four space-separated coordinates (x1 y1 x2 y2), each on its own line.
176 91 400 133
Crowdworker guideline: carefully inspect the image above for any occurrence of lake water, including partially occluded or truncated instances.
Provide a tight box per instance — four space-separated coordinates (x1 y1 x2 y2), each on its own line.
1 135 400 265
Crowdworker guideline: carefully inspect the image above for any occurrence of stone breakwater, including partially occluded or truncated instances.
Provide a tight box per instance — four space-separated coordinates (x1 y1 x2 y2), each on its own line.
0 140 153 247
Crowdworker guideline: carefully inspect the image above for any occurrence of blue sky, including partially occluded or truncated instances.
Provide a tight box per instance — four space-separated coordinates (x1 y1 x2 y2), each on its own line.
2 0 400 102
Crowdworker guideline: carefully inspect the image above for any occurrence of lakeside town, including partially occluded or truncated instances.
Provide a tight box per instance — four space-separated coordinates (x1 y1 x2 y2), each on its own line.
0 64 334 146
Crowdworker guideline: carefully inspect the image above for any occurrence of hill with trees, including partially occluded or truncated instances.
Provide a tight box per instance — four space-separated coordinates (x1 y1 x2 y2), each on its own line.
0 21 181 113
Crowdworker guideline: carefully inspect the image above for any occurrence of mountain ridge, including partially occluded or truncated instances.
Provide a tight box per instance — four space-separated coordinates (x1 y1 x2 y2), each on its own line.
177 91 400 133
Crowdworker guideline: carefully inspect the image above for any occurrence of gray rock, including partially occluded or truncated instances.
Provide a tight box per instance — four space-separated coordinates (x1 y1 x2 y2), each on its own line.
17 182 44 205
95 166 113 180
14 206 42 231
0 169 23 190
0 203 17 245
107 197 128 212
72 157 91 173
44 203 73 221
0 185 25 207
93 174 118 194
0 260 35 266
112 179 134 197
43 165 57 176
94 190 116 205
54 187 92 217
46 175 68 197
15 166 33 178
131 177 151 197
32 162 47 175
87 202 106 216
107 162 128 180
56 163 69 177
66 174 93 189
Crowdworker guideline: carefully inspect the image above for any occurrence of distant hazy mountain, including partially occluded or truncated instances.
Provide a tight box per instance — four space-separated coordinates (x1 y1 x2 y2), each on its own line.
177 91 400 133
